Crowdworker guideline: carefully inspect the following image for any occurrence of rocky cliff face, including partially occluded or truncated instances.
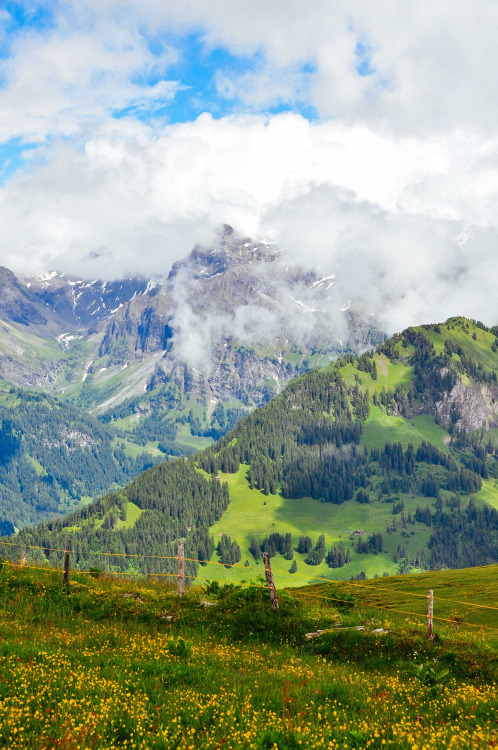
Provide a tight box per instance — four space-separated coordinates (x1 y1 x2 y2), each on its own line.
93 227 384 410
0 267 51 330
435 379 498 432
25 273 151 329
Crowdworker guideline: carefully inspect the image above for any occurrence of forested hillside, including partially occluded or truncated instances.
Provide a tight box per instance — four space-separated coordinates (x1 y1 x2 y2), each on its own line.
11 317 498 583
0 383 157 529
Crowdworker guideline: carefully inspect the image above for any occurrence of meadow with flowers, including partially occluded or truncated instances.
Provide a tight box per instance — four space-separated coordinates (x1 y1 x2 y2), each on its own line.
0 563 496 749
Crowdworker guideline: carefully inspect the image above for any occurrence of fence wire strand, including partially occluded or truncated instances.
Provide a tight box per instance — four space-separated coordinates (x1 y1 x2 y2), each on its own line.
3 538 498 613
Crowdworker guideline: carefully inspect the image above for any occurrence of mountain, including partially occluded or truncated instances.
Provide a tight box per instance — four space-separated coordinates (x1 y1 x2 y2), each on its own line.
0 227 383 463
25 272 151 329
0 382 158 531
14 317 498 583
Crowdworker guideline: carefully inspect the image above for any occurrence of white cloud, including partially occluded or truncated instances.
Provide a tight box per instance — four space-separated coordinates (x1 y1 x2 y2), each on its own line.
83 0 498 135
4 2 498 141
1 112 498 327
0 10 179 143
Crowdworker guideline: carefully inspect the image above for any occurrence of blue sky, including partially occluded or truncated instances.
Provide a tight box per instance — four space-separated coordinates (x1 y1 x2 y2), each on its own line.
0 4 323 181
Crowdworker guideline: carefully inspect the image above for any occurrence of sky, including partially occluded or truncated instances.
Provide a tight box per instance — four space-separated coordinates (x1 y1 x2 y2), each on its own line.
0 1 498 331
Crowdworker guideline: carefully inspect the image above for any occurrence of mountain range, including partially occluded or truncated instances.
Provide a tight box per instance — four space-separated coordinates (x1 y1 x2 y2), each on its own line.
13 316 498 583
0 226 383 528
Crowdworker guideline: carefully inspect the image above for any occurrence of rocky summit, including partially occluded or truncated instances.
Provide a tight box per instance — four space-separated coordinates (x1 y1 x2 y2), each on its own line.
0 227 383 458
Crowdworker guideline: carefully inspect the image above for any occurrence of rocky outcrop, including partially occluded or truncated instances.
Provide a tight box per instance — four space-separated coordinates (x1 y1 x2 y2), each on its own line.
435 378 498 432
98 291 174 361
0 267 49 329
25 274 151 328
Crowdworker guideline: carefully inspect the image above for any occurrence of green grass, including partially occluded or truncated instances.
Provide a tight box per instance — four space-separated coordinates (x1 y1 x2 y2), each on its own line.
340 356 413 396
27 456 45 476
314 563 498 647
360 406 449 451
112 436 161 458
115 500 143 530
201 465 456 588
175 423 214 450
0 563 494 749
476 479 498 510
420 320 498 373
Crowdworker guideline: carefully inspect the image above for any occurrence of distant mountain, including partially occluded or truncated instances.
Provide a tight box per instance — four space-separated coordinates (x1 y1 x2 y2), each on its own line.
0 383 157 530
25 273 151 329
0 227 383 462
16 317 498 582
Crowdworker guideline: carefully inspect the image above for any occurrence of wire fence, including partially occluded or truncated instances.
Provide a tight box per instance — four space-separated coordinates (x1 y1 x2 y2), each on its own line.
0 540 498 637
1 536 497 638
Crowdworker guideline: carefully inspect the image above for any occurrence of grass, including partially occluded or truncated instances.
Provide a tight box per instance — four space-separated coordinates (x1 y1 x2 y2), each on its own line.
360 407 449 451
27 456 46 476
202 466 477 588
476 478 498 510
340 357 413 396
301 564 498 648
112 436 162 458
175 423 214 450
420 320 498 373
115 500 143 530
0 563 495 749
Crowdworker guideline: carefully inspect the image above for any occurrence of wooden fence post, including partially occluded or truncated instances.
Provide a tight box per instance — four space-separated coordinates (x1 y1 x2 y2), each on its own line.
177 540 185 598
63 537 71 587
427 589 434 640
263 552 279 611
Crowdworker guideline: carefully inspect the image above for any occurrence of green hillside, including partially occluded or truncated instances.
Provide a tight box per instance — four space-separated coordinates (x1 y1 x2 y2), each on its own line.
11 317 498 584
0 563 495 749
0 381 159 529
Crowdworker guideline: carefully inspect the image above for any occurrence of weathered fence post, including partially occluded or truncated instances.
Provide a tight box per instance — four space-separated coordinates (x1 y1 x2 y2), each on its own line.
427 589 434 640
63 537 71 587
263 552 279 611
177 540 185 598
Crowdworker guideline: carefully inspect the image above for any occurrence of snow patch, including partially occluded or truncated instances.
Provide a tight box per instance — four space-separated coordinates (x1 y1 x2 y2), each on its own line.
310 275 336 289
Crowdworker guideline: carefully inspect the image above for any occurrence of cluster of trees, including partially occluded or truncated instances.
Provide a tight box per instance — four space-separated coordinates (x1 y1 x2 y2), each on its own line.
356 352 378 379
429 499 498 569
305 534 327 565
415 505 433 526
189 403 247 441
326 542 351 568
248 532 351 569
216 534 241 567
356 533 383 554
249 532 293 560
444 339 498 385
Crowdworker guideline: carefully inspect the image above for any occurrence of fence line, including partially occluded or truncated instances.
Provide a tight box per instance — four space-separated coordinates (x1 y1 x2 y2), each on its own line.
2 537 497 612
4 560 498 634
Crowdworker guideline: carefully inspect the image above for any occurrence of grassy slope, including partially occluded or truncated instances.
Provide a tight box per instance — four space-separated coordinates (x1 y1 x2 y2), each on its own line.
306 564 498 647
0 563 495 750
204 464 437 587
200 319 498 586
